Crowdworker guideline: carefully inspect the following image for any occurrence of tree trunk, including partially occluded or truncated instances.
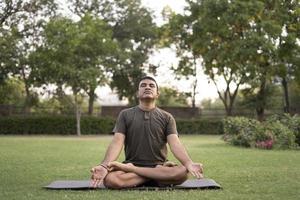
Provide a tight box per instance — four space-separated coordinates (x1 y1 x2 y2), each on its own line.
88 91 95 116
74 94 81 136
191 56 198 108
256 74 267 121
21 66 31 115
282 77 290 113
225 106 233 116
23 83 31 114
191 83 196 108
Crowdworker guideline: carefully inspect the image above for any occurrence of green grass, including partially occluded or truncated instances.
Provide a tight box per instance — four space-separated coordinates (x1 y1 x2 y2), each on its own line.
0 135 299 200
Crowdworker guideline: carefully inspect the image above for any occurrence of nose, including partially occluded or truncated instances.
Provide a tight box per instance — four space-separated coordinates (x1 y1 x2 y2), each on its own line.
145 84 151 89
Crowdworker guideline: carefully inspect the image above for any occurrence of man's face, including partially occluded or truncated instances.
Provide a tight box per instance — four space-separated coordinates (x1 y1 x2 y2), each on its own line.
138 79 159 100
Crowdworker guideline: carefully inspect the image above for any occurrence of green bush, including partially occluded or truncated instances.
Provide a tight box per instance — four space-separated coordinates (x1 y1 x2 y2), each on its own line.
223 117 266 147
176 119 223 135
266 114 300 146
223 115 300 149
0 116 223 135
292 117 300 146
264 122 296 149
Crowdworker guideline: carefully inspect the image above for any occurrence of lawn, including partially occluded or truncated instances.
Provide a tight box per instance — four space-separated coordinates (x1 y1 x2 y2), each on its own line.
0 135 299 200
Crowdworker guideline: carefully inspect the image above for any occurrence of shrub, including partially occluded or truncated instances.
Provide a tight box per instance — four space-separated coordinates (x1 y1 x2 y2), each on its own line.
222 115 299 149
291 117 300 146
223 117 265 147
223 117 261 147
264 121 296 149
266 114 300 146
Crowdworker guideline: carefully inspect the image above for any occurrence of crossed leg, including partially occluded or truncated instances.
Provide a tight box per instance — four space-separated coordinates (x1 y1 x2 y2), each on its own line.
104 170 148 188
104 162 188 189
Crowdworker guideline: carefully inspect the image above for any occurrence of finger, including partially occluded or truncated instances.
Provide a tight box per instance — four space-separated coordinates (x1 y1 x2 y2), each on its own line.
200 164 204 171
109 166 115 171
95 178 102 187
194 171 200 179
92 176 101 188
90 168 95 173
199 166 203 173
199 173 204 179
190 171 197 177
196 172 203 179
98 179 104 187
91 179 97 188
93 179 100 188
90 180 96 187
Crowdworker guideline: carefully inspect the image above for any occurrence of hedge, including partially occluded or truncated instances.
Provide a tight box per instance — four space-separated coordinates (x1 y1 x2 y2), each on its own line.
0 116 223 135
176 119 223 135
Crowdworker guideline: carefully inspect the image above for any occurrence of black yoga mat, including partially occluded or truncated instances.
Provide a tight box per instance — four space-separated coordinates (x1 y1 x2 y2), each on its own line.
45 178 221 190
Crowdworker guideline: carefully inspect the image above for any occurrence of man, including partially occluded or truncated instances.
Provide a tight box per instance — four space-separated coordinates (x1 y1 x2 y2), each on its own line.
90 76 203 188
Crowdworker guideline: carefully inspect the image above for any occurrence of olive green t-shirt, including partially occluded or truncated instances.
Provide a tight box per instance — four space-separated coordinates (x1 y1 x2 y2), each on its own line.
112 106 178 166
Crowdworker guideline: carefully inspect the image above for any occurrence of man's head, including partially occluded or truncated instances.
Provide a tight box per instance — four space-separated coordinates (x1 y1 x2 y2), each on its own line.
137 76 159 101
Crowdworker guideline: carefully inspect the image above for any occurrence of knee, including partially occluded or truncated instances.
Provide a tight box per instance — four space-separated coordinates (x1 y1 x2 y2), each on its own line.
104 173 125 189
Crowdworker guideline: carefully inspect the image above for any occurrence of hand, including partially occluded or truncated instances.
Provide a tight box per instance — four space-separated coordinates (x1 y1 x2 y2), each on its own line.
90 165 108 187
185 162 204 179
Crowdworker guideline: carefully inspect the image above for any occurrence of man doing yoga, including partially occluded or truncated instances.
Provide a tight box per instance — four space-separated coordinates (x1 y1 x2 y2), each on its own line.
90 76 204 188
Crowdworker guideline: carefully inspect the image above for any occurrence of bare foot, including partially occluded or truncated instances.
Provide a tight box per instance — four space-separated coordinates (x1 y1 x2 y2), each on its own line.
108 161 136 172
163 161 178 167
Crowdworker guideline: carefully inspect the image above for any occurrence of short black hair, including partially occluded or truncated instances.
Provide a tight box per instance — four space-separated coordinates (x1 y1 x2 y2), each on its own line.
139 76 159 90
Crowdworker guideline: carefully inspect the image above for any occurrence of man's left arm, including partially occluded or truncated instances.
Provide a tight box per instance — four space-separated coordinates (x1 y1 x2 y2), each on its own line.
167 134 204 179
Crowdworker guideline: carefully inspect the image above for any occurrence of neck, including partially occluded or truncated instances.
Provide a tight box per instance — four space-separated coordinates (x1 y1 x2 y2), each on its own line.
138 100 156 111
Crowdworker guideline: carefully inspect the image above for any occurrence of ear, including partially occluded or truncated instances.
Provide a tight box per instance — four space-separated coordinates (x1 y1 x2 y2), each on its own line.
156 91 160 98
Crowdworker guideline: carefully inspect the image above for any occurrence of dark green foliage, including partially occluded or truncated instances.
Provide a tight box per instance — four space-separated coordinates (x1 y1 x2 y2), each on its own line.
0 116 115 135
156 87 189 107
223 117 265 147
266 114 300 146
0 116 223 135
265 122 296 149
80 117 115 135
223 115 300 149
176 119 223 135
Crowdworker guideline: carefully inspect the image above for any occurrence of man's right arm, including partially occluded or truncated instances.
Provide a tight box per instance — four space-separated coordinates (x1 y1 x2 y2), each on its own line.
90 132 125 187
100 132 125 166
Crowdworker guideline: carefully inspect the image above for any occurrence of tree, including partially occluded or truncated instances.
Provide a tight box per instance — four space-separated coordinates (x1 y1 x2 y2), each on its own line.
161 10 200 108
156 87 189 107
176 0 266 116
272 1 300 113
0 1 31 83
289 81 300 112
107 0 158 105
0 27 18 84
236 84 284 111
66 0 158 105
169 0 299 120
0 78 26 106
242 0 299 120
31 15 117 135
0 0 57 113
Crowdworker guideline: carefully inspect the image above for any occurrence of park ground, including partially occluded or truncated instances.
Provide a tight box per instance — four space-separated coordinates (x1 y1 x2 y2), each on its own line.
0 135 299 200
